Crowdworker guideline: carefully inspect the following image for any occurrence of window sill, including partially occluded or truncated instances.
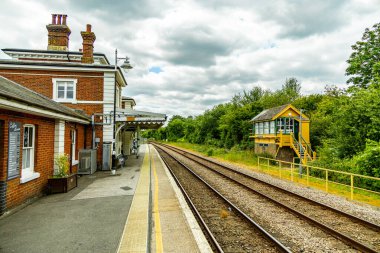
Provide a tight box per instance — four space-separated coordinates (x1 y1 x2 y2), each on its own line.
54 99 77 104
20 172 40 184
72 160 79 166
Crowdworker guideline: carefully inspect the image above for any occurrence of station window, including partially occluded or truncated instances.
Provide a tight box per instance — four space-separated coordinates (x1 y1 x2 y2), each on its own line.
263 121 269 134
53 78 77 103
258 122 263 134
286 118 294 134
21 124 40 183
71 129 77 165
22 125 35 175
270 121 275 134
277 118 284 133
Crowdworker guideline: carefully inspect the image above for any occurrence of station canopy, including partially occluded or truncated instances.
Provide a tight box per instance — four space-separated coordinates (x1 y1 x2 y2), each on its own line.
115 108 166 130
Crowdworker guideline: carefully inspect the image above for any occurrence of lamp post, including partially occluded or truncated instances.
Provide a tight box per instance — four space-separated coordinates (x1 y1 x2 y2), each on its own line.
112 49 132 173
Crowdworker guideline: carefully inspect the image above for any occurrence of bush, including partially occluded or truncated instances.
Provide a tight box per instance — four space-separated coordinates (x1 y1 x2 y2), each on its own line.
353 140 380 178
54 153 69 177
206 148 214 156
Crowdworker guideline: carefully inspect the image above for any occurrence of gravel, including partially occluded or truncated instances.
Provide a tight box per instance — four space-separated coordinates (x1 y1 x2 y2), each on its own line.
179 147 380 225
157 144 380 252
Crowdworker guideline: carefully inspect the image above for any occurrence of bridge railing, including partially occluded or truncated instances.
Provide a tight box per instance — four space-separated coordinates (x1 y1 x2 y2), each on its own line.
257 156 380 204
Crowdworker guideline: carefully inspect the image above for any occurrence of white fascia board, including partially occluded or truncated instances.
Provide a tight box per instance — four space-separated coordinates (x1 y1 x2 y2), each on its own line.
0 63 115 73
116 70 127 87
0 98 90 124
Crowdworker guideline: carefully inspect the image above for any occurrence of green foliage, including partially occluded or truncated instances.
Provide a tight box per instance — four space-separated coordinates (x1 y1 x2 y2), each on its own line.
166 118 186 141
149 39 380 192
353 140 380 178
346 23 380 89
206 148 214 156
54 153 69 177
152 77 302 150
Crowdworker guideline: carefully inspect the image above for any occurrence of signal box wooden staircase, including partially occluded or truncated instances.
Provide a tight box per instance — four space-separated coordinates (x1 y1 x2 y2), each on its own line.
290 133 316 164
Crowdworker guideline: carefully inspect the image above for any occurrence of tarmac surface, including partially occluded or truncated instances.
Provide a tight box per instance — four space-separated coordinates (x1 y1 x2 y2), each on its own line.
0 144 210 253
0 150 143 253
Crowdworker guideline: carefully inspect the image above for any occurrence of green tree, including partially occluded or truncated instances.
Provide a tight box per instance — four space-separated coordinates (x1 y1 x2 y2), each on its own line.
353 140 380 178
166 118 186 141
282 77 301 97
346 23 380 89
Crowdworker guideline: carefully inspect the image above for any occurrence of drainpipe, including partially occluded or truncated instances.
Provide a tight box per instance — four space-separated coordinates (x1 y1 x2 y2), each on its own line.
91 114 95 149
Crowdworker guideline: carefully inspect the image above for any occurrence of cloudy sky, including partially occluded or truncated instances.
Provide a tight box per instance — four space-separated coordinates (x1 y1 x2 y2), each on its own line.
1 0 380 117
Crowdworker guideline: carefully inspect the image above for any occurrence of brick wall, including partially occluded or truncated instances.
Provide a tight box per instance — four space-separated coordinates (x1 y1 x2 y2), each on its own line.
276 147 295 163
0 68 105 167
0 69 104 103
0 110 55 209
254 143 277 157
64 122 88 173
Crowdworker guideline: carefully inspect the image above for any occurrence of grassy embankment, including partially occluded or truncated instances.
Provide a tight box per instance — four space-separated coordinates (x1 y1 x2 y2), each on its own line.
167 141 380 207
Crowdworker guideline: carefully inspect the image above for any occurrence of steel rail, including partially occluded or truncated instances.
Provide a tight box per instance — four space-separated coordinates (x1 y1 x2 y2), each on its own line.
158 148 224 253
155 145 292 253
154 142 379 253
157 142 380 232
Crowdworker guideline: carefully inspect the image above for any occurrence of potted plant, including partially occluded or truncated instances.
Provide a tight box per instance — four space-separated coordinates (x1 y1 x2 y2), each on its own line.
47 153 77 194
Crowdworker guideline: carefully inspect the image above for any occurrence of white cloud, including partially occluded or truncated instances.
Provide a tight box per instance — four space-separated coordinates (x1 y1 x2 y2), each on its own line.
1 0 380 118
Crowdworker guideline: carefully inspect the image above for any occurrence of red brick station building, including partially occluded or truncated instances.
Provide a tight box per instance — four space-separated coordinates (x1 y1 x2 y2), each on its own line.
0 14 166 215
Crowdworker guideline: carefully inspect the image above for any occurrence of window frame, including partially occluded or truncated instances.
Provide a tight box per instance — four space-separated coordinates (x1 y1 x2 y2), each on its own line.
21 124 40 183
53 78 77 103
71 129 78 165
263 121 269 134
270 121 275 134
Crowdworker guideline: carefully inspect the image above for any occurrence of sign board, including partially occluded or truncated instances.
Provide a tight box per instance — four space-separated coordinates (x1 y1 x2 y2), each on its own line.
7 121 21 180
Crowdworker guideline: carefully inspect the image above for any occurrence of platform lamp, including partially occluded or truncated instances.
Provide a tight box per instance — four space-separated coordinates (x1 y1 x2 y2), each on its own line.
112 49 132 174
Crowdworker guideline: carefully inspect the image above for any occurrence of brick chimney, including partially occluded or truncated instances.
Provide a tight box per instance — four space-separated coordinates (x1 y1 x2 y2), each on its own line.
46 14 71 51
80 24 96 64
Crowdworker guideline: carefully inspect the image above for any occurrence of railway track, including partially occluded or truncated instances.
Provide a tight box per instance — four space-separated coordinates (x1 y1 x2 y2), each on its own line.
156 145 291 252
153 142 380 253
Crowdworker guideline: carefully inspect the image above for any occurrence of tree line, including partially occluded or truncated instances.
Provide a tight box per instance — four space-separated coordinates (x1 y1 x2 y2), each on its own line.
144 22 380 180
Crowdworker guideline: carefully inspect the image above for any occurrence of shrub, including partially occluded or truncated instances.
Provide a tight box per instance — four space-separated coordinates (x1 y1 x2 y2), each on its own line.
54 153 69 177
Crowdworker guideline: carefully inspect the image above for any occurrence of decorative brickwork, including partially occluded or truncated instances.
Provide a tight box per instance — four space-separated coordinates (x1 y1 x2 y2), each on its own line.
81 24 96 64
46 14 71 51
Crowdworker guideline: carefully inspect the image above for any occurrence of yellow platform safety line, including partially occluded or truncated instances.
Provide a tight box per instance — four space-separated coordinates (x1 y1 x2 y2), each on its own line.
152 150 164 253
118 145 150 253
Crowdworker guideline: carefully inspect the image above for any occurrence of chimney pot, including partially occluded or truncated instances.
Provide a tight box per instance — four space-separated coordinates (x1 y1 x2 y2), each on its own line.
52 14 57 25
47 14 71 51
62 15 67 25
81 24 96 63
57 15 62 25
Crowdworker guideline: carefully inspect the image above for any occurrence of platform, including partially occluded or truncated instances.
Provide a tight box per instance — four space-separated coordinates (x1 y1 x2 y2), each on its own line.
0 144 211 253
118 144 211 252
